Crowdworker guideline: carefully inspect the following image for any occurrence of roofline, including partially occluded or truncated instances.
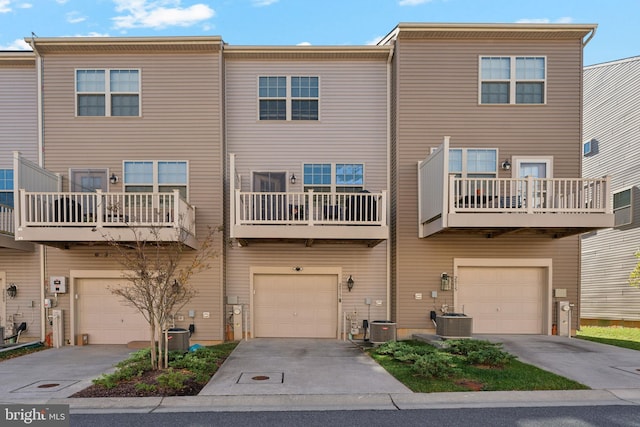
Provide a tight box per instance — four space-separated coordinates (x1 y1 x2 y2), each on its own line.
0 50 36 66
223 44 392 60
379 22 598 45
585 54 640 70
26 36 223 54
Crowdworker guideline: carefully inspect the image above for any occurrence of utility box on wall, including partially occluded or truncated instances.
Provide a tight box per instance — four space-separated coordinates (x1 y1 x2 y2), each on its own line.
50 276 67 293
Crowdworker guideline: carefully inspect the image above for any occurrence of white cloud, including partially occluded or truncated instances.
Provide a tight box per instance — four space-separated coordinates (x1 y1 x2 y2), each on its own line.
297 41 311 46
366 36 383 45
17 2 32 8
399 0 432 5
0 38 32 50
66 11 87 24
516 17 574 24
69 32 111 37
56 0 69 4
252 0 278 6
112 0 215 29
0 0 11 13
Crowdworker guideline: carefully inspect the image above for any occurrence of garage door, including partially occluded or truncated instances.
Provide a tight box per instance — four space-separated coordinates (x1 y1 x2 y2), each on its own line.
456 267 546 334
253 274 338 338
76 278 150 344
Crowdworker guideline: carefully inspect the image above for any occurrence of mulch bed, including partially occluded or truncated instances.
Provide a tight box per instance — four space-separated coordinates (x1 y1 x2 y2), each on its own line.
71 370 204 398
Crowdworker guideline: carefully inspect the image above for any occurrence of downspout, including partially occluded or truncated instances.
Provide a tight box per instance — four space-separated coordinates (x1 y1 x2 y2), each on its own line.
582 27 597 47
218 41 226 342
386 43 394 322
29 36 47 343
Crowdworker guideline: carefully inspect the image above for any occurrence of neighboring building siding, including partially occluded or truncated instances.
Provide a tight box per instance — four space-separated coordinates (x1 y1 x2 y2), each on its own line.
0 55 41 340
224 57 390 333
581 56 640 324
390 36 585 333
38 48 225 343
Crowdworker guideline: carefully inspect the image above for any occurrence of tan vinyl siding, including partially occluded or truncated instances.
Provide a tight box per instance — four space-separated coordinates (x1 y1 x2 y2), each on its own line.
581 57 640 322
39 51 225 342
1 247 42 340
225 58 390 333
0 65 38 166
392 37 585 331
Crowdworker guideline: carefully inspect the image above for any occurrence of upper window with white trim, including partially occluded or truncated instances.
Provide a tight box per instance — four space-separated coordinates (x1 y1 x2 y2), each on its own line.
480 56 546 104
124 161 188 199
0 169 14 208
613 188 633 227
303 163 363 193
76 69 140 117
259 76 319 120
449 149 498 178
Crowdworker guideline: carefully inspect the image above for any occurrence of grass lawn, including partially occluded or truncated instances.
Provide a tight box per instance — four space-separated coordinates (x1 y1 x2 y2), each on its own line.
576 326 640 351
369 340 588 393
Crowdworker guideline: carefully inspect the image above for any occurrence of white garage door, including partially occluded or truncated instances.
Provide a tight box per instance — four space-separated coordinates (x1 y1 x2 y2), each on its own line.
253 274 338 338
456 267 546 334
76 278 150 344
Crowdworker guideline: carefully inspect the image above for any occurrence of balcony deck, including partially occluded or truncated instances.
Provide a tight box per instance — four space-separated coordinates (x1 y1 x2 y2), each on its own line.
15 190 197 249
231 190 388 246
418 139 614 238
0 203 34 251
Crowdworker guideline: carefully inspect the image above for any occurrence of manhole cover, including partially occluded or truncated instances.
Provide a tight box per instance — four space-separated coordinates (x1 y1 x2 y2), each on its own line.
37 383 60 388
237 372 284 384
252 375 270 381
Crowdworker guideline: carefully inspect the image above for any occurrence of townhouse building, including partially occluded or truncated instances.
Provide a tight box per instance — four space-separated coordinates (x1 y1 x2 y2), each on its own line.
581 55 640 326
0 23 614 347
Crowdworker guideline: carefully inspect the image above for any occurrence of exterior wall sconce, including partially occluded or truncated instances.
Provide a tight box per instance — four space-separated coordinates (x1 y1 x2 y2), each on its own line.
290 174 297 185
109 173 119 184
7 283 17 299
440 273 451 291
501 159 511 171
347 275 354 292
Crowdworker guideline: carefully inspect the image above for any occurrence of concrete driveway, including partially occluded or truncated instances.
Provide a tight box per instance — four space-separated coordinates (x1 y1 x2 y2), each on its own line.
0 344 133 404
199 338 412 396
481 334 640 390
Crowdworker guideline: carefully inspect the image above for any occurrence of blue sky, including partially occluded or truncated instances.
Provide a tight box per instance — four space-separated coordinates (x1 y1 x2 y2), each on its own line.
0 0 637 66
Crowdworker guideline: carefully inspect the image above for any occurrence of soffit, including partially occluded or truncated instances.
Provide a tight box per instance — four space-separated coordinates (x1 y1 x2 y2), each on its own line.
28 37 223 55
223 45 392 61
0 51 36 67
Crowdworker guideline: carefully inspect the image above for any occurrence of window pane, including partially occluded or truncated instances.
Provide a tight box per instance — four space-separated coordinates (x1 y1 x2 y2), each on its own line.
259 76 286 98
0 192 13 207
467 150 497 173
125 185 153 193
159 185 187 199
259 100 286 120
78 94 106 116
336 164 363 186
291 77 318 98
481 57 510 79
516 57 545 79
449 149 462 172
481 82 509 104
158 161 187 184
613 189 631 209
110 70 139 92
124 161 153 184
111 94 139 116
77 70 105 92
0 169 14 190
304 163 331 186
291 100 318 120
516 82 544 104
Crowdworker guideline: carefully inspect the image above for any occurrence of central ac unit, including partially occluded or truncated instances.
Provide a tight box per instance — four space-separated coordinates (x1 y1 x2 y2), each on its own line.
370 321 396 343
436 315 473 338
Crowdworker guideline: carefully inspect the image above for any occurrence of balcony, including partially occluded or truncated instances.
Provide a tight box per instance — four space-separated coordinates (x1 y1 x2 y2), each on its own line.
15 189 197 249
418 139 614 238
0 203 34 251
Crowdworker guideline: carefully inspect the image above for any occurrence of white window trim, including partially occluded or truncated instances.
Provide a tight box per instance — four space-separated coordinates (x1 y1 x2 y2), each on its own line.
302 162 365 193
75 68 141 117
123 160 189 200
257 75 320 121
613 186 633 227
512 156 553 179
478 56 547 105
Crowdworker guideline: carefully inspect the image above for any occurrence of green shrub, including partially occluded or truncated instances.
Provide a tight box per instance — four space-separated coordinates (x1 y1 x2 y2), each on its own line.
135 383 157 393
157 368 192 392
465 347 515 367
374 341 415 356
412 352 459 378
443 339 498 356
92 375 118 389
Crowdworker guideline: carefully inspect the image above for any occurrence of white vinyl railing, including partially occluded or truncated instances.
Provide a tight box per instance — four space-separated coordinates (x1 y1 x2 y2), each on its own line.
18 189 196 234
235 190 386 226
449 176 611 214
0 203 14 235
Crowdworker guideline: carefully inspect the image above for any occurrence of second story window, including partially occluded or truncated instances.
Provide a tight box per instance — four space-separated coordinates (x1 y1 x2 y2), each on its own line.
0 169 14 208
76 69 140 117
449 149 497 178
480 56 545 105
124 161 188 200
613 188 633 227
259 76 319 121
